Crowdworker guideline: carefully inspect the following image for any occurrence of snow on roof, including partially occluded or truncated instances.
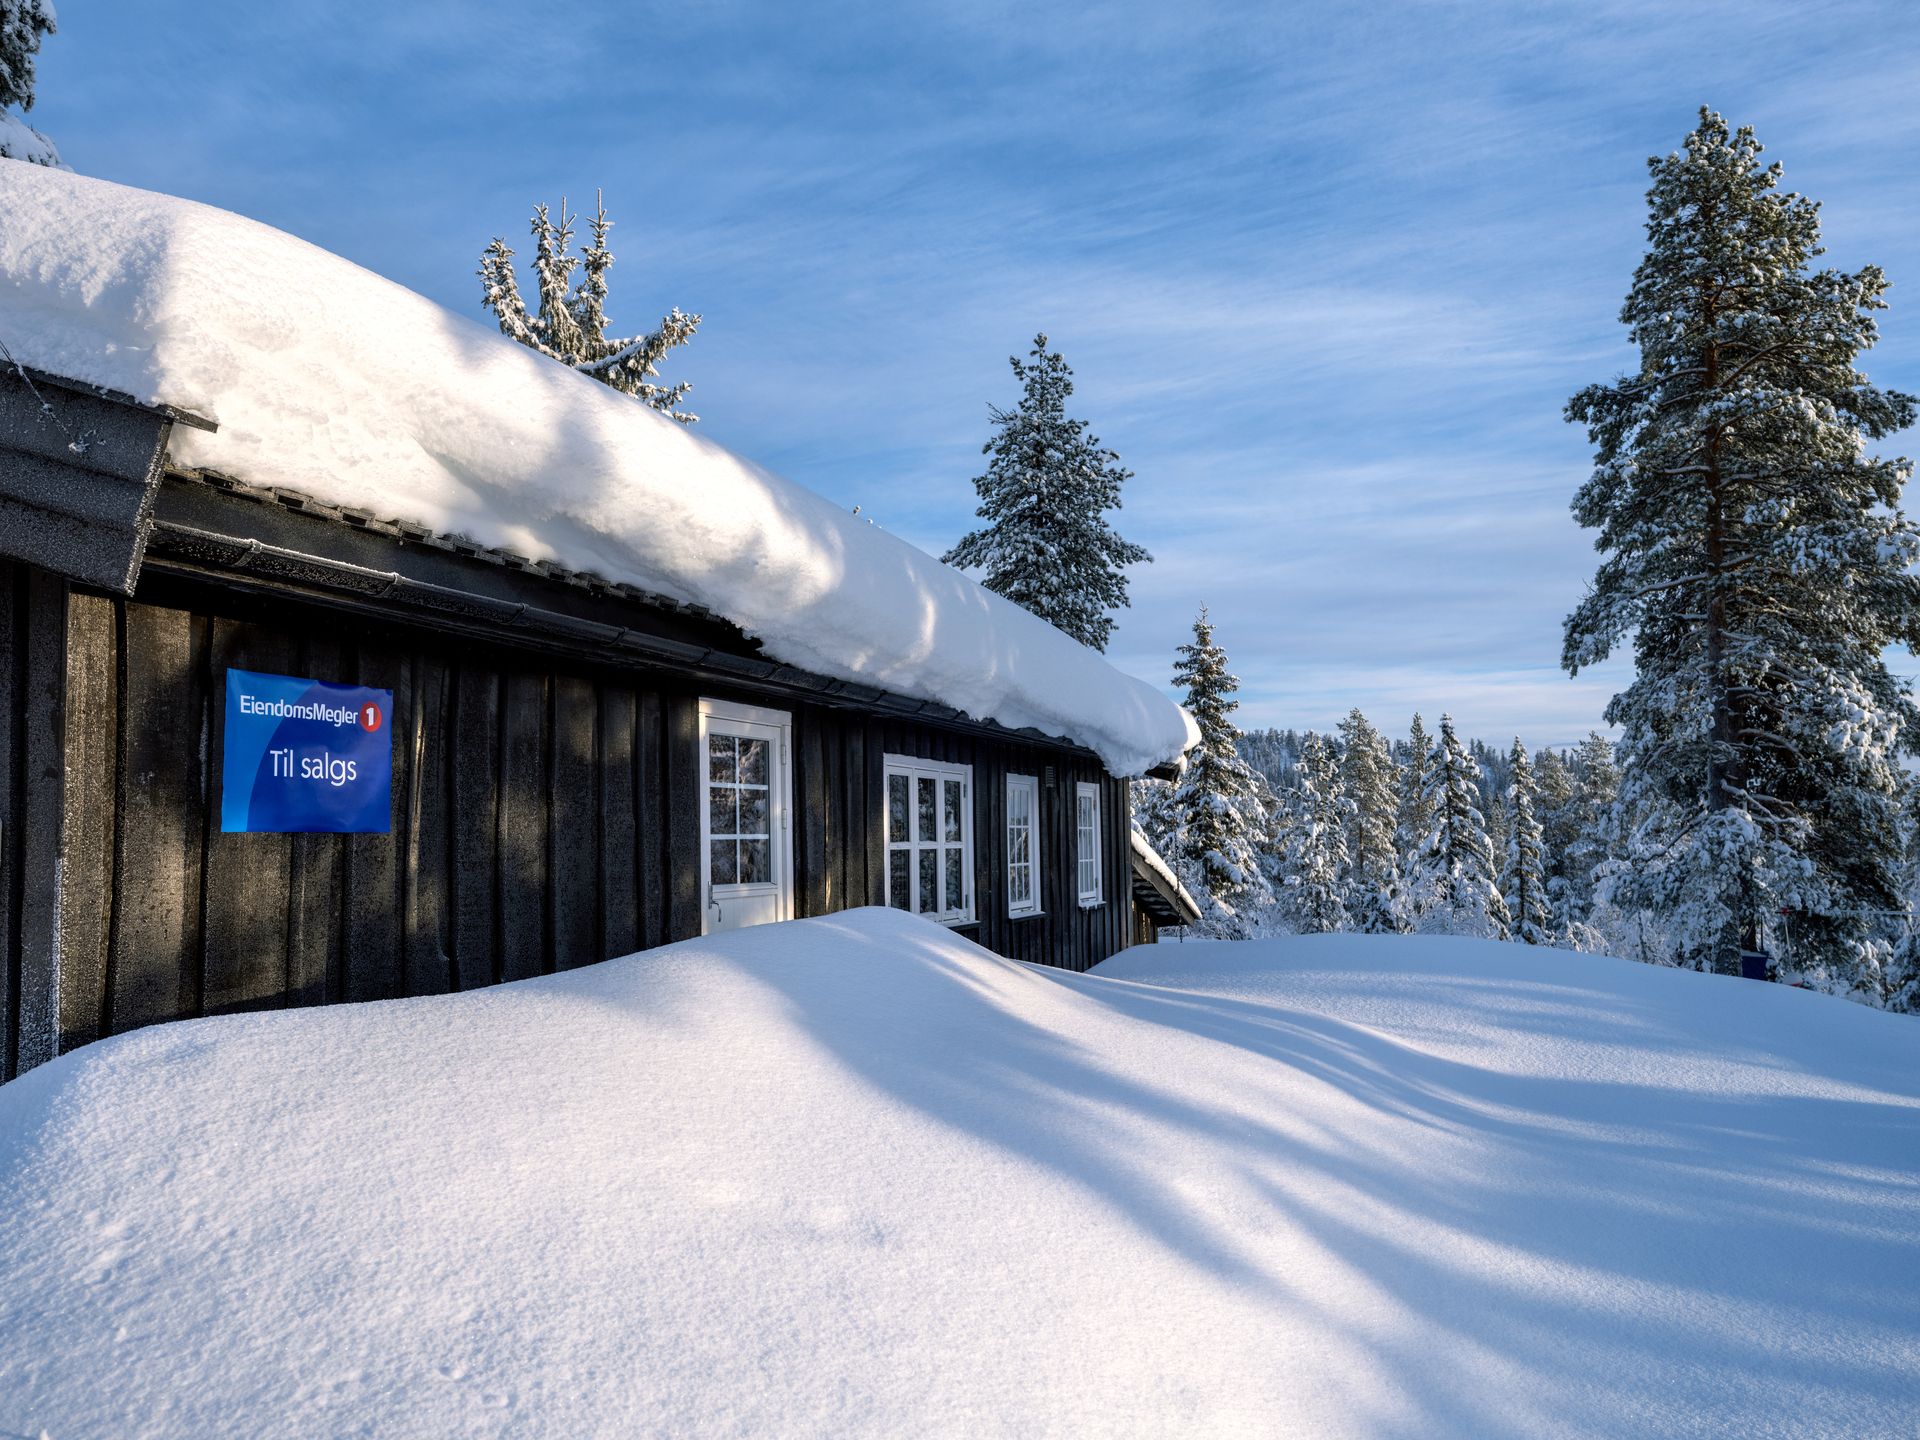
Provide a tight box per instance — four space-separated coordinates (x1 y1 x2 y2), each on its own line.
0 164 1195 775
4 910 1915 1434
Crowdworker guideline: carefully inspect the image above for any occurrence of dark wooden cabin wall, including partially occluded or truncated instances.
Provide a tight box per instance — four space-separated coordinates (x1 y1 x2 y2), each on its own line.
31 582 698 1061
5 569 1137 1076
0 560 69 1080
789 712 1129 974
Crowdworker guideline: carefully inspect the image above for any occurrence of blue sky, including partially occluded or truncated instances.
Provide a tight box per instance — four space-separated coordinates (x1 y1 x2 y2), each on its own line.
32 1 1920 749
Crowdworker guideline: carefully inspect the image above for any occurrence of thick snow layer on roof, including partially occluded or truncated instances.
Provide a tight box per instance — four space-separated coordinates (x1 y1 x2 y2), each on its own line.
0 164 1194 774
3 911 1917 1437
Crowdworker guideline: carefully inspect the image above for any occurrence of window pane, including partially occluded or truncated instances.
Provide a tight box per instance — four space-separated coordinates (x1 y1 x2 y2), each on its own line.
740 837 771 885
1009 781 1032 912
708 734 735 782
738 790 769 838
889 851 910 909
888 773 909 843
917 776 936 843
738 738 768 786
708 785 737 839
945 848 963 914
917 849 937 913
710 840 737 886
944 780 963 842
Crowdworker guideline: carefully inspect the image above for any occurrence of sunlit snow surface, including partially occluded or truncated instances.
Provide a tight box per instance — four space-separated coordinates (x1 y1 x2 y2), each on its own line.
0 163 1193 776
2 912 1916 1437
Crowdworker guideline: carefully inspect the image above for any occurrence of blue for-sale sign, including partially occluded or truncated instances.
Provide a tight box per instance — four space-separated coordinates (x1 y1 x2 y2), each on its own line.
220 668 393 834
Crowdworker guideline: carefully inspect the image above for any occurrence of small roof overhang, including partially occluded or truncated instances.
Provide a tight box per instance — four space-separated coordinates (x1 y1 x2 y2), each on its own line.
1129 828 1201 925
0 364 215 594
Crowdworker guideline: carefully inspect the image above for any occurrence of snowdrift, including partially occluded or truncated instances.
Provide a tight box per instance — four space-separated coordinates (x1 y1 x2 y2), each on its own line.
0 164 1194 776
2 914 1916 1438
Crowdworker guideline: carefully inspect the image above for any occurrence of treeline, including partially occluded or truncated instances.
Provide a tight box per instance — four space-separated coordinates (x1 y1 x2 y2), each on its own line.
1134 612 1920 1013
1239 727 1519 803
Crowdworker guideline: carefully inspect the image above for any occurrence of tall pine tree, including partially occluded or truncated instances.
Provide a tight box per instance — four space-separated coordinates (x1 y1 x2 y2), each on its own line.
479 193 700 421
1337 708 1400 932
1411 715 1512 940
1169 607 1272 930
1502 739 1552 945
1565 110 1920 986
0 0 58 166
943 335 1150 651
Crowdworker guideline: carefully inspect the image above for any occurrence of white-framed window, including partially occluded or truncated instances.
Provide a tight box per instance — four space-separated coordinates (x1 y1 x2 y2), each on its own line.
884 755 974 925
1075 781 1103 907
1006 773 1041 918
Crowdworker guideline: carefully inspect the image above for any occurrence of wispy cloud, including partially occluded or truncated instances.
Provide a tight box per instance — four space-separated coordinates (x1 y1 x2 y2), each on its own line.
32 0 1920 749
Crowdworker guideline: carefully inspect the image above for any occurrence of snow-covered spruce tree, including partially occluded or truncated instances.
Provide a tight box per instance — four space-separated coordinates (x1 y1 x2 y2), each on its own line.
1249 767 1290 898
942 335 1150 652
479 194 699 421
1502 739 1552 945
1560 732 1621 934
1279 733 1351 934
0 0 60 166
1881 780 1920 1013
1337 708 1400 932
1411 715 1512 940
1533 747 1583 942
1394 713 1436 929
1885 934 1920 1016
1564 110 1920 986
1131 774 1182 860
1169 607 1273 931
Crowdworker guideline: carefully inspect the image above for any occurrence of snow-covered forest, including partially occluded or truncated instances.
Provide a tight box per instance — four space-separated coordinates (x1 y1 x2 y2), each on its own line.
1132 599 1920 1012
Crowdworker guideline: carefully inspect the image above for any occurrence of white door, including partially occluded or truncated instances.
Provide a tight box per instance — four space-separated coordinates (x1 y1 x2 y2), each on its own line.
699 699 794 935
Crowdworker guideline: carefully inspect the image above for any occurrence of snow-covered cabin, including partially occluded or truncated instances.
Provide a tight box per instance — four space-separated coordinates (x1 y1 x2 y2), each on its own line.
0 167 1195 1080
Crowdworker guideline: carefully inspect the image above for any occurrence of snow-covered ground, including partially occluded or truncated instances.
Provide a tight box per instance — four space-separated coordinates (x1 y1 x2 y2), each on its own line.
2 913 1915 1438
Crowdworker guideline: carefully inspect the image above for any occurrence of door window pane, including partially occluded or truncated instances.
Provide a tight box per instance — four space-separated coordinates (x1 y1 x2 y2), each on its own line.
740 838 771 885
738 738 768 786
738 790 769 838
709 786 737 839
889 852 910 909
710 840 738 886
888 774 909 843
708 734 736 782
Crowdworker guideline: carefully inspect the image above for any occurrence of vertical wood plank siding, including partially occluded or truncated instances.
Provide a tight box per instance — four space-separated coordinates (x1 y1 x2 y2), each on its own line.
1 569 1140 1076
